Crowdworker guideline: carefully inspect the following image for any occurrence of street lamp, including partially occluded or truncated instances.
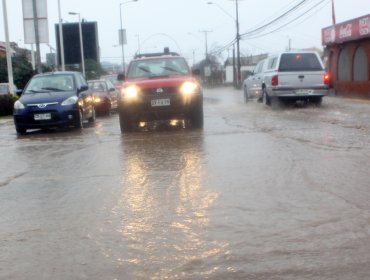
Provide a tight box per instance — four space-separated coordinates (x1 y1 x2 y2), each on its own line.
119 0 138 72
69 12 85 77
208 1 241 88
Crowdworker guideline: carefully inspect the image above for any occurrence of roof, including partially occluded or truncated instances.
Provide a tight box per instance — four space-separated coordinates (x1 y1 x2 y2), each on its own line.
224 53 268 67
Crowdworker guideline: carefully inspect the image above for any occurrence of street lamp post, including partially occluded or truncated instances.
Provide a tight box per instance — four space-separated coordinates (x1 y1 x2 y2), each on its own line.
119 0 138 73
58 0 65 71
1 0 14 94
69 12 85 77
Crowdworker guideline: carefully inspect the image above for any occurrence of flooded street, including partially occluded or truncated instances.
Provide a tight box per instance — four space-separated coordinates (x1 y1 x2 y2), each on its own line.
1 87 370 280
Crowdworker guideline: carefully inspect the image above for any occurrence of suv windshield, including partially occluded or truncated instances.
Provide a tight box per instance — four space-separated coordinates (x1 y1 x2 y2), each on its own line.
127 57 190 79
24 74 75 94
278 53 323 72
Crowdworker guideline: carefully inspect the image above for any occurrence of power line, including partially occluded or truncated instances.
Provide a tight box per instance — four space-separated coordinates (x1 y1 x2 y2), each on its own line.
241 0 329 40
239 0 309 37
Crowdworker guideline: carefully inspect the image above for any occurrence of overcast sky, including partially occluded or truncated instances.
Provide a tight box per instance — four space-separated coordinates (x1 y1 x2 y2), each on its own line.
1 0 369 66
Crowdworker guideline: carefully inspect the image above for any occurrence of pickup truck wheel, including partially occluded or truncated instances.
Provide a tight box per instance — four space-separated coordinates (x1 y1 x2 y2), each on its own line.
262 88 270 106
310 97 322 106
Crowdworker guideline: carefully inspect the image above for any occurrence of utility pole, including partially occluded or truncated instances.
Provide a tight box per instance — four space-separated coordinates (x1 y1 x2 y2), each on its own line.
199 30 212 60
235 0 241 88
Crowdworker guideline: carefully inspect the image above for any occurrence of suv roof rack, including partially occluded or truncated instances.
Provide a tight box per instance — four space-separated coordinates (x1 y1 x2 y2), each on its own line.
134 47 180 59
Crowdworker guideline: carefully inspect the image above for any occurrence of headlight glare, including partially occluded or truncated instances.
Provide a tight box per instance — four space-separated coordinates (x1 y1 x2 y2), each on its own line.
181 81 198 95
123 85 139 98
61 96 78 106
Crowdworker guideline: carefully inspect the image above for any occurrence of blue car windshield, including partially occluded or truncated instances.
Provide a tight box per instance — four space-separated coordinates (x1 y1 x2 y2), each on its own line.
127 57 190 79
24 74 75 94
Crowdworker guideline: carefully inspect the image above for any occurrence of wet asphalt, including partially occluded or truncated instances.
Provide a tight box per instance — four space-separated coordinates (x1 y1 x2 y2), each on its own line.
1 87 370 280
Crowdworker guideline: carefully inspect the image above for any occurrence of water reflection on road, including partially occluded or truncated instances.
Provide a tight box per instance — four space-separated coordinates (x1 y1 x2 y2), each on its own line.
109 131 222 279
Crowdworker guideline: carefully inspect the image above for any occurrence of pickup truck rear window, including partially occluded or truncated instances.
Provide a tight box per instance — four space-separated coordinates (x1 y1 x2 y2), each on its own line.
278 53 323 72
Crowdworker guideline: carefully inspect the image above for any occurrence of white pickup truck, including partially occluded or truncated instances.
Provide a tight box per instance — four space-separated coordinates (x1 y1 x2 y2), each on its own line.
257 51 330 107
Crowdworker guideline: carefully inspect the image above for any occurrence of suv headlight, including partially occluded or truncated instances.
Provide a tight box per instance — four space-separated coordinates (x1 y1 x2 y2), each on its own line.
121 85 139 99
14 100 25 109
180 81 198 95
61 96 78 106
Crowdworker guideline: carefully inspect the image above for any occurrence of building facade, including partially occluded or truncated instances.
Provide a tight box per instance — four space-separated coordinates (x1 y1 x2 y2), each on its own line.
322 14 370 98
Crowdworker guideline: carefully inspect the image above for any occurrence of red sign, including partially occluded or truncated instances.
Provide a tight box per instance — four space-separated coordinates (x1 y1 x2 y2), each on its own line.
322 14 370 45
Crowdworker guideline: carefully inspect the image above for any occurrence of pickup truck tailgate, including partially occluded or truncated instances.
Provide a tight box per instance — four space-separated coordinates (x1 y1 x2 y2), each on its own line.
278 71 325 89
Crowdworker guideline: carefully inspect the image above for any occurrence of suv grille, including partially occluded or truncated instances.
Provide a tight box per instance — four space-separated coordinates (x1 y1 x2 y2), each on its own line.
141 87 179 96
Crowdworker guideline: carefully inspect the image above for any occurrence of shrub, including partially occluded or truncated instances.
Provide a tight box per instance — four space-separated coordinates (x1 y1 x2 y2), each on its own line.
0 94 18 116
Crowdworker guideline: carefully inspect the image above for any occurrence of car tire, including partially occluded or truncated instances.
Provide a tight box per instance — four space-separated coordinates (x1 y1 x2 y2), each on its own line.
106 103 112 116
119 112 133 133
15 126 26 134
88 107 96 123
189 106 204 129
75 109 84 129
244 86 249 103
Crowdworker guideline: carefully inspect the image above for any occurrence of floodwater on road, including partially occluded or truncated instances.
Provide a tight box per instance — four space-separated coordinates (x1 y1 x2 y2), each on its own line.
1 87 370 280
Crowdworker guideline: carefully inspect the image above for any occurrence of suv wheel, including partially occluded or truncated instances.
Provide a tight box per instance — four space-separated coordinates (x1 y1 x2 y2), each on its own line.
189 106 204 129
119 112 134 133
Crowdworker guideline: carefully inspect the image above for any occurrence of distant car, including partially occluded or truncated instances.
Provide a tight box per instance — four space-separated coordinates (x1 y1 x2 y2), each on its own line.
0 83 21 95
88 79 118 115
259 51 330 107
13 71 95 134
117 48 203 132
100 74 123 91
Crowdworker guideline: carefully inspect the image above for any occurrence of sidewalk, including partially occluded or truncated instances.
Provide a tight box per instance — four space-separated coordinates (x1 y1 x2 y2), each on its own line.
0 116 12 125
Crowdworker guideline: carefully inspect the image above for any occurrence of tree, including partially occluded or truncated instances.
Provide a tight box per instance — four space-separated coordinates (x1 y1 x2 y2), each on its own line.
0 52 35 89
80 59 106 80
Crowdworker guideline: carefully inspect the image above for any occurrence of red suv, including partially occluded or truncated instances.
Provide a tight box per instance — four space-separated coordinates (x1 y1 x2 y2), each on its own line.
118 48 203 132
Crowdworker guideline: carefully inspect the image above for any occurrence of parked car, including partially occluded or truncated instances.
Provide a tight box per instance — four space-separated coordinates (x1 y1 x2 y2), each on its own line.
117 48 203 132
13 71 95 134
242 59 266 102
88 79 118 115
0 83 21 95
256 51 330 107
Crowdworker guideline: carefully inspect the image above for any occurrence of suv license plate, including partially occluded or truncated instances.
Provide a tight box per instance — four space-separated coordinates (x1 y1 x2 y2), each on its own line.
151 98 170 107
34 113 51 120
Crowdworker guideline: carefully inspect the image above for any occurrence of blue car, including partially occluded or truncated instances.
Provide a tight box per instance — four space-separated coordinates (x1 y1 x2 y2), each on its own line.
13 71 96 134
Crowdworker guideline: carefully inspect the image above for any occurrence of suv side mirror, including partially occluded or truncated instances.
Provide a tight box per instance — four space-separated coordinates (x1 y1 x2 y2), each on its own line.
192 69 201 76
117 73 125 82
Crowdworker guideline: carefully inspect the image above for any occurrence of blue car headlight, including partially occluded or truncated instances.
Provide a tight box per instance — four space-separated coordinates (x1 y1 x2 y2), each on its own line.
14 100 25 109
61 96 78 106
